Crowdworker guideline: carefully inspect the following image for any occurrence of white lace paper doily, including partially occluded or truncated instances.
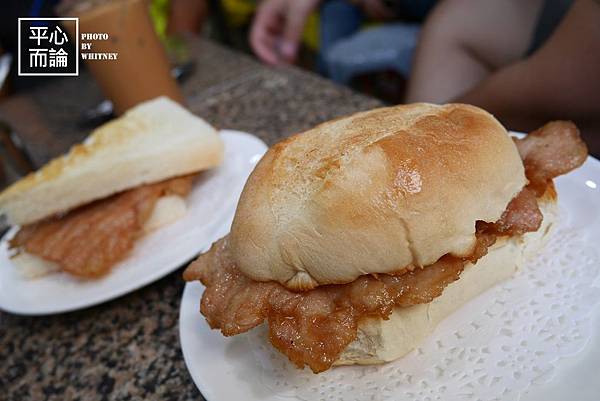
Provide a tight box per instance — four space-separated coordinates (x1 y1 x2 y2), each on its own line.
244 216 600 401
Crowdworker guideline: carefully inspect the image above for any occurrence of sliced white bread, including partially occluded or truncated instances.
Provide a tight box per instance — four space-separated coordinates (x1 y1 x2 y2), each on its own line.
0 96 223 226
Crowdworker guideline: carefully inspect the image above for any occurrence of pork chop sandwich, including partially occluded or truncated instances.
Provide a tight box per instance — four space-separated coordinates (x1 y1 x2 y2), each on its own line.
183 103 587 373
1 97 223 279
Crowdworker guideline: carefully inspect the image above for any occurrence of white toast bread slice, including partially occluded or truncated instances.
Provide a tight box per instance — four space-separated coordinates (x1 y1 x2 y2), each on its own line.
0 97 223 225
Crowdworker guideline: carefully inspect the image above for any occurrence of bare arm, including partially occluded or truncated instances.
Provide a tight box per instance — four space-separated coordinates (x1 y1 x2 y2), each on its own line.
455 0 600 133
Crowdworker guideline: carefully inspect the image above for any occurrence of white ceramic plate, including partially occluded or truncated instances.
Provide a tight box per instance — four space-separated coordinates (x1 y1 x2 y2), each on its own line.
0 130 267 315
179 149 600 401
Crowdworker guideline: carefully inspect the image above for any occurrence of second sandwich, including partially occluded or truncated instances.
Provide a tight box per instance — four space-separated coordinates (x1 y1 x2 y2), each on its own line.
1 97 223 279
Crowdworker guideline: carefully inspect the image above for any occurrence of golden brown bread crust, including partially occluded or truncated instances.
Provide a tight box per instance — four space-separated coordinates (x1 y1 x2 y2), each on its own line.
230 103 527 290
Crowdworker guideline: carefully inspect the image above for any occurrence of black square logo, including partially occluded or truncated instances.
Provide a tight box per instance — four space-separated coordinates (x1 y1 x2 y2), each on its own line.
18 18 79 76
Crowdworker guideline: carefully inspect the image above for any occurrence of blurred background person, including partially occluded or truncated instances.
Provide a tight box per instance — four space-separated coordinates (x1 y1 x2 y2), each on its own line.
406 0 600 143
319 0 436 84
3 0 597 142
250 0 437 101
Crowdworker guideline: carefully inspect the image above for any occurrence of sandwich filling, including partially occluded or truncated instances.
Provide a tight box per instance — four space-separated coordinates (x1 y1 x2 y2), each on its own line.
9 175 194 278
183 121 587 373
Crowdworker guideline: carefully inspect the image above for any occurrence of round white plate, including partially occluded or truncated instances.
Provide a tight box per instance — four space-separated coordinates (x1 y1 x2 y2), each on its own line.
0 130 267 315
179 151 600 401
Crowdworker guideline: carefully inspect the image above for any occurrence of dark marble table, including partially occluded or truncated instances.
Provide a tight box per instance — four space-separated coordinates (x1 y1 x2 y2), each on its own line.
0 39 380 401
